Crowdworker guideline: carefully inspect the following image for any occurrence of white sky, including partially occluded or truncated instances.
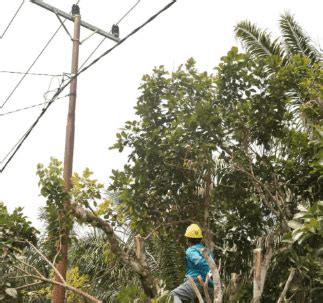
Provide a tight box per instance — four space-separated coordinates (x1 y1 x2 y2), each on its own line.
0 0 322 229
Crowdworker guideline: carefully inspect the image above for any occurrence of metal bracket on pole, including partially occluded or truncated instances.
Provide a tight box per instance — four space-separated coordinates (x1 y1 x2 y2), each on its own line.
54 12 73 40
30 0 120 42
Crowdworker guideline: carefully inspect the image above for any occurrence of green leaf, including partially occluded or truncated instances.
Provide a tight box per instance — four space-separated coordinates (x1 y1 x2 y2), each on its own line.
297 204 308 212
282 231 293 243
293 211 308 219
288 220 303 230
292 230 304 242
304 219 319 230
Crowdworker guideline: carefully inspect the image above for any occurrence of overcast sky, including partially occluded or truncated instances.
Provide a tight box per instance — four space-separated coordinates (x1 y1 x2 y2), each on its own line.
0 0 322 229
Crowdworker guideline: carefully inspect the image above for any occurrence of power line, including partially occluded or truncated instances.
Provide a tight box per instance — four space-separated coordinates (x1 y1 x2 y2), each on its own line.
115 0 141 26
79 37 105 70
78 1 176 76
0 23 64 109
79 0 141 70
0 70 66 77
0 0 177 173
0 0 25 39
0 94 69 117
0 78 68 172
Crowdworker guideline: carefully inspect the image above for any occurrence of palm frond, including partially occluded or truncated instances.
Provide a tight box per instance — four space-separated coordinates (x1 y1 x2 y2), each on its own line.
235 21 284 59
279 13 322 62
69 232 138 302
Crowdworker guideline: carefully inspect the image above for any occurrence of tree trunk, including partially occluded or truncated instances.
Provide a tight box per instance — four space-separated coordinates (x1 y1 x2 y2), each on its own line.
202 171 214 250
228 273 240 302
253 248 272 303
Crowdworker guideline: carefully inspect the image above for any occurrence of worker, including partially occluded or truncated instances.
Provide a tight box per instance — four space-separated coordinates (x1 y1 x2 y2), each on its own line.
170 223 214 302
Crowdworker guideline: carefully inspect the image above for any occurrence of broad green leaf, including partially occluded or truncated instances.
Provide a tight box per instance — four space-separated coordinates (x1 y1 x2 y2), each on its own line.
297 204 308 212
292 230 304 242
288 220 303 230
293 211 308 219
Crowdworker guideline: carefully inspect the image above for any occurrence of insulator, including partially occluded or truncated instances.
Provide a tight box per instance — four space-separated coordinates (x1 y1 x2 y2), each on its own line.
112 24 119 38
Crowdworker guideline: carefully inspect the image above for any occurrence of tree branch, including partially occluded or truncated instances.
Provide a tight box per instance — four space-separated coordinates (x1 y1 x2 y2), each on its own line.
13 264 102 303
197 274 212 303
27 240 65 283
15 281 45 290
12 240 103 303
72 202 159 298
188 277 204 303
201 248 222 303
277 268 296 303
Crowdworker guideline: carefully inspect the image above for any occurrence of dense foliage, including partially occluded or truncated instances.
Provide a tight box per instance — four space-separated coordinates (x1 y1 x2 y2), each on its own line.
0 203 38 302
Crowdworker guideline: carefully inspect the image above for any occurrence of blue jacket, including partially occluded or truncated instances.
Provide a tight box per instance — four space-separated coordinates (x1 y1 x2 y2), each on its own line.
185 243 214 285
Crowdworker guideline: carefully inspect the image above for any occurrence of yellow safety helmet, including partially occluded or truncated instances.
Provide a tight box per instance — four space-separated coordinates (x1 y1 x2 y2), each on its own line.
184 224 203 238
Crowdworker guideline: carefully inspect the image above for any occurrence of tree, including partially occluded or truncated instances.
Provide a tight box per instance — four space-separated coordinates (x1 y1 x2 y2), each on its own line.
110 45 321 301
0 202 38 302
234 12 322 64
36 158 161 299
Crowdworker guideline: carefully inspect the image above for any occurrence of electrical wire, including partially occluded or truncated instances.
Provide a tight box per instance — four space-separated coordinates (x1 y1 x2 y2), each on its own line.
0 70 65 77
0 23 64 109
0 94 69 117
0 0 25 39
115 0 141 26
0 78 68 172
79 0 141 70
0 0 177 172
79 37 105 70
78 1 176 76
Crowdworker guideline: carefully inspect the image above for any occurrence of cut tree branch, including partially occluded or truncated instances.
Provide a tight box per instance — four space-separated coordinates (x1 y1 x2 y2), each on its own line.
201 248 222 303
277 268 296 303
188 277 204 303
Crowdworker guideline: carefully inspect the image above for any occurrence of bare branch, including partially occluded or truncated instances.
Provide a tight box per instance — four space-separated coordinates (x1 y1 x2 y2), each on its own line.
201 248 222 303
14 258 44 278
13 264 102 303
277 268 296 303
27 240 65 283
188 277 204 303
8 275 33 279
197 274 212 303
15 281 45 290
12 265 36 278
12 241 103 303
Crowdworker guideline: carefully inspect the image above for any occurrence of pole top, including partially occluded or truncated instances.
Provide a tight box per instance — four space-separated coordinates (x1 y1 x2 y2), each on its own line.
72 4 80 16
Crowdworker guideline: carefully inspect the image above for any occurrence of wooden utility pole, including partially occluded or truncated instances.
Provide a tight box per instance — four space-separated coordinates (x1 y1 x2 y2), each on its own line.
52 5 81 303
29 1 120 302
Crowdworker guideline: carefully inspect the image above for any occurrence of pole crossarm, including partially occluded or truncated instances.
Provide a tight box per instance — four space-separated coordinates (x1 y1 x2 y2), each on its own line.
30 0 120 42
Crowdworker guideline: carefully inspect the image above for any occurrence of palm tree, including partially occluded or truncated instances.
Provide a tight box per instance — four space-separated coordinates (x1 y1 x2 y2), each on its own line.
69 230 143 303
235 13 322 130
234 12 322 63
